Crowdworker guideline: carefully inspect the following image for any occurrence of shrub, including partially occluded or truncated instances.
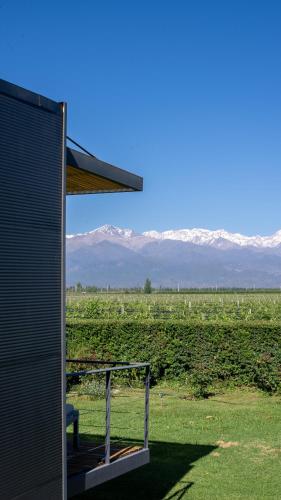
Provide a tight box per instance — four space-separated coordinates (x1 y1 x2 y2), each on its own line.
76 376 105 400
66 319 281 393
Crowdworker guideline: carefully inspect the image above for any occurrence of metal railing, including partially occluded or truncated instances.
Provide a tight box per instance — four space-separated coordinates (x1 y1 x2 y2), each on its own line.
66 359 150 465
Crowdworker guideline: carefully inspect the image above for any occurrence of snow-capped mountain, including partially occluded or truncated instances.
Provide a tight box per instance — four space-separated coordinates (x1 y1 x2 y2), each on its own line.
67 225 136 240
143 228 281 248
68 225 281 249
66 225 281 287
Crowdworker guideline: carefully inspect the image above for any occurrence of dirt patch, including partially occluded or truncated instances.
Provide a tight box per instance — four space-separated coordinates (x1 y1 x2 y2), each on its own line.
255 444 280 456
216 440 239 448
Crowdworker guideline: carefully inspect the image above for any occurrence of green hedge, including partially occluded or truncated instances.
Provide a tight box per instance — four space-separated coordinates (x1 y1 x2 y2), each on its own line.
66 319 281 393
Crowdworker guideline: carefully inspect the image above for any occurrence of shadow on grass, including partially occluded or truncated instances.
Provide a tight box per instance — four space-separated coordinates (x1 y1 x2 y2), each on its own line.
72 436 216 499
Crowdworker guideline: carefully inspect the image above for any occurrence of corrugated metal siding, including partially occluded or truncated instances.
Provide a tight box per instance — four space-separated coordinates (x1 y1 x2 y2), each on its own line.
0 91 64 499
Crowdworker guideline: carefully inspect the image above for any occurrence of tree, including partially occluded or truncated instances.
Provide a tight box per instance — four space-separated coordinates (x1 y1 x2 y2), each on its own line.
144 278 152 294
76 282 83 292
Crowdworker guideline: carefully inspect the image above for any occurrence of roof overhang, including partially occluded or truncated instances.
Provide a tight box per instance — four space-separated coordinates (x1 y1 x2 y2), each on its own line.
0 79 143 196
67 147 143 195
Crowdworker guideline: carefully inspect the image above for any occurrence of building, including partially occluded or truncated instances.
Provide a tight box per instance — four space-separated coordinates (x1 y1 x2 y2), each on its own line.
0 79 149 499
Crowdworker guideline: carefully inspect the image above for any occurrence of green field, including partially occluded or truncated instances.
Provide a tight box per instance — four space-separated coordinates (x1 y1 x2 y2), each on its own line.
66 292 281 322
67 292 281 498
69 388 281 500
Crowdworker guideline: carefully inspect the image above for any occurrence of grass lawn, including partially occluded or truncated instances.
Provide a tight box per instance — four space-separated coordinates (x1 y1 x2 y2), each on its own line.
68 388 281 499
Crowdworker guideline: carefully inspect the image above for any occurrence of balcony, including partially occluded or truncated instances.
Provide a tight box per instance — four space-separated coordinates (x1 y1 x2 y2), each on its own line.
66 360 150 498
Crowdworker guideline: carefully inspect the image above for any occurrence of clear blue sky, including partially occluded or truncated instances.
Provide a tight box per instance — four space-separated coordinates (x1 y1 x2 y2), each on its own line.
1 1 281 236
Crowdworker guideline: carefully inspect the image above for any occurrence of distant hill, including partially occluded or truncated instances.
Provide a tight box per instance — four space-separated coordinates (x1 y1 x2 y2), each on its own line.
66 225 281 288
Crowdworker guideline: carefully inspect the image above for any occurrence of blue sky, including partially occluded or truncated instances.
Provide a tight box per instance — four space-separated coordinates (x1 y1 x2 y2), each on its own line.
1 1 281 236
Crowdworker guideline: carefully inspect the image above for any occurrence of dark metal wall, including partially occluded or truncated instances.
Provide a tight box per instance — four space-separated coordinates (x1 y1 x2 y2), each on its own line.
0 83 64 499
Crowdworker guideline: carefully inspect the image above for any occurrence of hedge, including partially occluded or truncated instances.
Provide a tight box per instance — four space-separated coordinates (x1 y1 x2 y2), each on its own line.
66 319 281 393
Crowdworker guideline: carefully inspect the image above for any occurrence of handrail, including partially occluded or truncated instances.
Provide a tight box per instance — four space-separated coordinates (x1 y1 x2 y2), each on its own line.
66 360 150 464
66 358 130 365
66 362 149 378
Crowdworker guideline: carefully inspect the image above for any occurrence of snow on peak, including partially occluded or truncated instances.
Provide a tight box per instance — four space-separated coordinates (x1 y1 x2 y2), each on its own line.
143 228 281 248
66 225 281 248
91 225 136 238
66 225 137 240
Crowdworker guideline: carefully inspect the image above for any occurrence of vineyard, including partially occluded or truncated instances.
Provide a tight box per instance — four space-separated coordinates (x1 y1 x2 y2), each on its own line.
66 292 281 322
66 291 281 393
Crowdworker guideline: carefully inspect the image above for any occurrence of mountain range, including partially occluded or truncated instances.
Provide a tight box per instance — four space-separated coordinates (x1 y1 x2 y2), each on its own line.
66 225 281 288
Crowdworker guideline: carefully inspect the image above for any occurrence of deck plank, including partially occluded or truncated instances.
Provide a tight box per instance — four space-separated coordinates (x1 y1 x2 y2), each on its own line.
67 441 142 477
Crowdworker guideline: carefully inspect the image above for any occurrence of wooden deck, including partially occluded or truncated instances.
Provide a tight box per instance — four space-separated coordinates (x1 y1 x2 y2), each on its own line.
68 441 142 477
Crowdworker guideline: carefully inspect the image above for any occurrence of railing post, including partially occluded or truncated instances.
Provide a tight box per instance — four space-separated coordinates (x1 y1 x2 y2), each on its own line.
105 370 111 464
144 365 150 449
